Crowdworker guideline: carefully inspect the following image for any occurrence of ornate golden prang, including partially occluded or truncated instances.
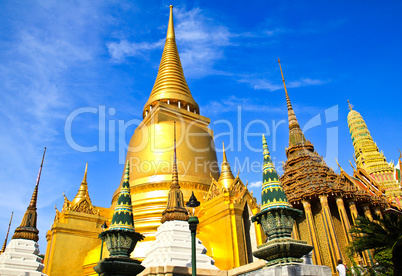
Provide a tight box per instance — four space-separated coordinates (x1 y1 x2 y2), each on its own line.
347 101 402 208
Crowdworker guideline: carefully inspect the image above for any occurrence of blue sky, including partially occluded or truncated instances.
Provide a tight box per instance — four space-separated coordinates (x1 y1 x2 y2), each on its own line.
0 0 401 251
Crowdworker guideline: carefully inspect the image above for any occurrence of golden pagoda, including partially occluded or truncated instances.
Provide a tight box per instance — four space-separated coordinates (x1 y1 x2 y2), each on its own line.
44 6 264 275
278 59 387 275
347 101 402 208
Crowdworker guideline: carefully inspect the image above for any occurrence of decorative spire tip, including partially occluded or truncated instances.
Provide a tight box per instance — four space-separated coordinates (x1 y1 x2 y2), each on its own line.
347 100 354 111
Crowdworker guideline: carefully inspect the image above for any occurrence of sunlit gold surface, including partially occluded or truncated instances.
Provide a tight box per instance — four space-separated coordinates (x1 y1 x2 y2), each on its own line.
199 172 265 270
43 207 110 276
112 102 220 247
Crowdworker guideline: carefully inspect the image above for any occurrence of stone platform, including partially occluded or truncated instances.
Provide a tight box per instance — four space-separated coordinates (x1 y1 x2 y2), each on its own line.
228 261 331 276
141 220 217 270
0 239 46 276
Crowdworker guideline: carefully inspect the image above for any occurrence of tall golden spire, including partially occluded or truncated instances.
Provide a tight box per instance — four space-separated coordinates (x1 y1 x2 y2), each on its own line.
71 163 91 205
278 58 306 146
12 147 46 242
161 122 189 223
218 142 235 189
0 212 13 254
143 5 199 117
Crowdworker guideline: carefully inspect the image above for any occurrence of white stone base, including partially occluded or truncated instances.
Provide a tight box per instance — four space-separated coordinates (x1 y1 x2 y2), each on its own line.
142 220 217 270
0 239 47 276
232 264 332 276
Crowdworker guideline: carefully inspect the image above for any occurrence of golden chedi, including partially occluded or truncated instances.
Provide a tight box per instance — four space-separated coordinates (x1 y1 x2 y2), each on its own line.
111 5 220 258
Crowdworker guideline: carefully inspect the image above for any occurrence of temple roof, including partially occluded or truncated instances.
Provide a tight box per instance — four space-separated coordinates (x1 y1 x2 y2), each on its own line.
143 5 199 117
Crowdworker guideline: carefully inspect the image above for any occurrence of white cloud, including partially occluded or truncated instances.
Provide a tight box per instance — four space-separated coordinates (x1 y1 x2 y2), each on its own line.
174 7 232 77
249 181 262 188
106 6 233 78
202 95 283 116
239 77 327 92
0 0 109 246
287 78 327 88
107 39 164 62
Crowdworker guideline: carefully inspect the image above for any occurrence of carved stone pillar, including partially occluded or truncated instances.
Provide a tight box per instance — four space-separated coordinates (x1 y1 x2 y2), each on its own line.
302 199 323 265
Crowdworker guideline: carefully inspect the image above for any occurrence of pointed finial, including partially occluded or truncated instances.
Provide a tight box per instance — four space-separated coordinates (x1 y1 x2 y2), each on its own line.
262 134 269 156
161 122 189 223
222 141 228 163
109 160 136 231
278 59 300 130
171 121 180 189
29 147 46 208
82 162 88 183
124 160 130 183
0 212 13 254
347 100 354 111
167 5 175 39
71 163 92 205
218 141 235 189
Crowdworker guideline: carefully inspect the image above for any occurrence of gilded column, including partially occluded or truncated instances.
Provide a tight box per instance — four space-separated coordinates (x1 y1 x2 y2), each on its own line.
362 204 373 221
347 200 359 225
319 195 342 272
302 200 323 265
361 204 375 265
335 197 352 244
292 221 300 240
374 207 383 219
348 200 370 266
